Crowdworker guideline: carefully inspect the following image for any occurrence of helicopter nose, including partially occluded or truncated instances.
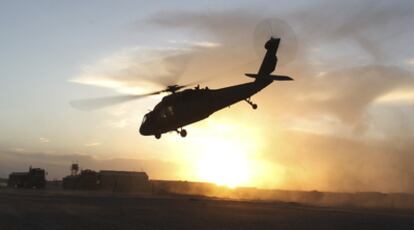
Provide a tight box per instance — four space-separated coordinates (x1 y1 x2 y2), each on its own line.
139 123 150 135
139 119 153 136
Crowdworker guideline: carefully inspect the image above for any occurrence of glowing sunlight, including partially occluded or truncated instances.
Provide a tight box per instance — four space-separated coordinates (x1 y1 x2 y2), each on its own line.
180 118 268 188
197 139 251 188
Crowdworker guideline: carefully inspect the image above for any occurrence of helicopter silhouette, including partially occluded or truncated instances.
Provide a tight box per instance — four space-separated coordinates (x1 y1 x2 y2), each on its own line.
140 37 292 138
71 37 293 139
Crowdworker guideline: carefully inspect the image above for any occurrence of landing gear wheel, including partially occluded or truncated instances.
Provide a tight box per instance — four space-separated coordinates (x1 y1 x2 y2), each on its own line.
155 133 161 139
180 129 187 137
245 98 258 110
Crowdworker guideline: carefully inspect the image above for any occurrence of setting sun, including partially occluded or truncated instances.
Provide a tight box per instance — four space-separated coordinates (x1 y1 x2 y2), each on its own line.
197 139 251 188
175 119 265 188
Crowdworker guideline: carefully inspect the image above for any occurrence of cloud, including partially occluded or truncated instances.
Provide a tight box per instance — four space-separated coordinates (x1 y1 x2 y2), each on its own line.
375 88 414 105
291 65 414 123
167 40 221 48
39 137 50 143
286 0 414 62
84 142 102 147
406 58 414 67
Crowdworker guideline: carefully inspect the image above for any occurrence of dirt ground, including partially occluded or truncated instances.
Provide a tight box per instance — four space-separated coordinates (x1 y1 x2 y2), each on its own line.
0 189 413 230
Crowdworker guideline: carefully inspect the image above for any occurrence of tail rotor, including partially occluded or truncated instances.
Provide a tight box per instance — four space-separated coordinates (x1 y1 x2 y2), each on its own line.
253 18 298 67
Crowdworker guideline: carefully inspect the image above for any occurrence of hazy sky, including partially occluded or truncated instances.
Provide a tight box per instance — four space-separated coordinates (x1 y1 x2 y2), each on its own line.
1 0 414 192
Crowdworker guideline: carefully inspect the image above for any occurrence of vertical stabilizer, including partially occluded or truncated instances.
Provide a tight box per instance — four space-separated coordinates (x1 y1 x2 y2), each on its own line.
245 37 292 81
257 37 280 76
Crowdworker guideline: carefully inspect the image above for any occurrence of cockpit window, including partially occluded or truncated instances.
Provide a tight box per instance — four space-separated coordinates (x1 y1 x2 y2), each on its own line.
160 106 175 119
167 106 175 116
141 114 148 124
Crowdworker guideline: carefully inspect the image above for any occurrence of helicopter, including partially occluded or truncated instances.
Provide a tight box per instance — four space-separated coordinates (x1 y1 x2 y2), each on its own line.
141 37 293 138
71 37 293 139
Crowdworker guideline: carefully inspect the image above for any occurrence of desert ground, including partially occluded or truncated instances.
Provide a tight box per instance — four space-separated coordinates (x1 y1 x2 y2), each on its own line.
0 189 413 230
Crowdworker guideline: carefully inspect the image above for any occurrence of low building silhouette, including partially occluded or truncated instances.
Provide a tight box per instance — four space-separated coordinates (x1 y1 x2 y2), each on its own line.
62 169 99 190
99 170 150 192
62 165 150 192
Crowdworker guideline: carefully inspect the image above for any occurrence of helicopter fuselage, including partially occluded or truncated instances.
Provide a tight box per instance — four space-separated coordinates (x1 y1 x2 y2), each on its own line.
139 79 272 137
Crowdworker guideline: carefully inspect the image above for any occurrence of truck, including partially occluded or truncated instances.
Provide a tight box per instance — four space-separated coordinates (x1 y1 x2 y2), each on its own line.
7 167 46 189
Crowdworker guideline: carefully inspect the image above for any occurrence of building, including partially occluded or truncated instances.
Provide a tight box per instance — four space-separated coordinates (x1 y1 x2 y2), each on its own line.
99 170 150 192
62 169 99 190
62 166 150 193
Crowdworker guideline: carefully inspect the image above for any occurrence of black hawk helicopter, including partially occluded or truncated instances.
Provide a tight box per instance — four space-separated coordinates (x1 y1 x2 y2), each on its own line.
71 37 293 139
141 37 293 138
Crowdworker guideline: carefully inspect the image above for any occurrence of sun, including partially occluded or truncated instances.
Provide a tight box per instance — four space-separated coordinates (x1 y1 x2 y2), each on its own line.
173 118 268 189
196 139 251 188
186 119 259 189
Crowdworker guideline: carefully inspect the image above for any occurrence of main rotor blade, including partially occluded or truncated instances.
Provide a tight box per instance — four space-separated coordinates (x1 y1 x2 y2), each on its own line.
70 80 202 111
70 92 159 111
177 80 204 89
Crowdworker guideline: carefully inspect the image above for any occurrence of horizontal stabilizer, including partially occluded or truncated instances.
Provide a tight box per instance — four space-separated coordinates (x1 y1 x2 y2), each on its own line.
245 73 293 81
